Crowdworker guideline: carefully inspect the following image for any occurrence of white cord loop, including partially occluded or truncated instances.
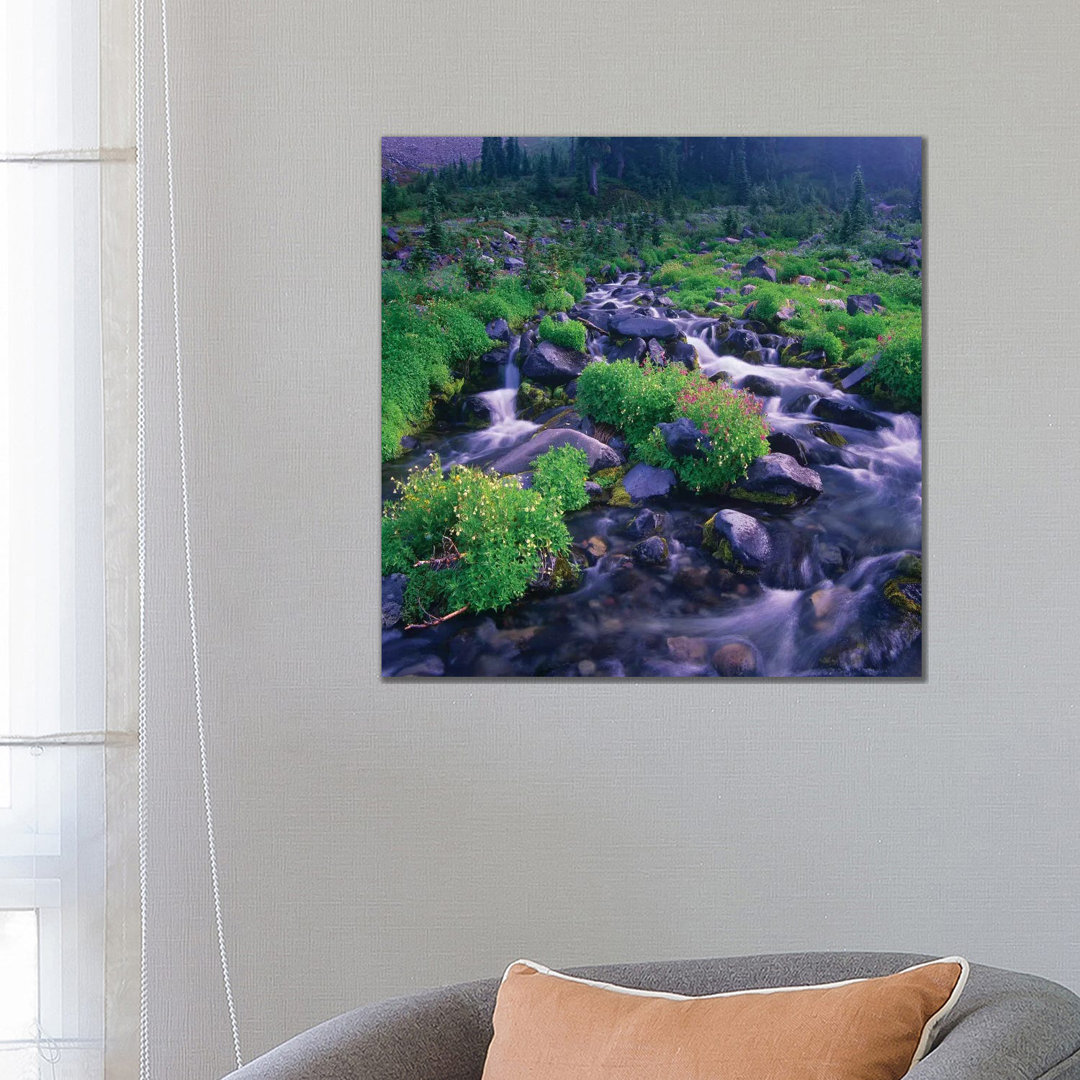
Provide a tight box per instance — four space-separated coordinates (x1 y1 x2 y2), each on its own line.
136 0 244 1071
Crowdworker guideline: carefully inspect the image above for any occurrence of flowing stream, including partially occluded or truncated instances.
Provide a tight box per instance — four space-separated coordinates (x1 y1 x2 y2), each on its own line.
383 274 922 677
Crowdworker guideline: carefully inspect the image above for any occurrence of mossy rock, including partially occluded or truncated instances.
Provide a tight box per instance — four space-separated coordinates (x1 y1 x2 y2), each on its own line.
701 521 752 575
884 576 922 617
807 422 848 447
517 381 554 420
897 554 922 579
592 465 628 489
535 407 577 433
728 487 799 508
609 480 633 507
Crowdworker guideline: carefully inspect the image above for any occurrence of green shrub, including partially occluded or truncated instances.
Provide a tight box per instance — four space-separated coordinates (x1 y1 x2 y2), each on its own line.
638 374 770 492
382 456 572 620
428 302 494 369
561 272 587 302
778 255 819 282
871 325 922 411
576 359 687 445
745 283 795 322
862 270 922 309
537 315 587 352
800 328 844 366
540 288 575 314
531 444 590 511
464 276 538 327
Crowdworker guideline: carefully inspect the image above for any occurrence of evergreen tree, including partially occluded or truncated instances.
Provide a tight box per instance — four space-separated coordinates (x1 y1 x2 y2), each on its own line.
534 153 553 201
504 137 520 177
722 207 739 237
480 137 499 181
732 140 751 204
493 138 507 177
911 173 922 222
422 187 446 253
845 164 869 237
382 176 401 221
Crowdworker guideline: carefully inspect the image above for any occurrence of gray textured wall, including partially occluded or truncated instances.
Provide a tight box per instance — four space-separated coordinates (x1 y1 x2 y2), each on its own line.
135 1 1080 1077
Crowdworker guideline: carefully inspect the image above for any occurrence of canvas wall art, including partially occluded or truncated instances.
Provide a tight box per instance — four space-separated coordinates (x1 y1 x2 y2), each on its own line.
381 137 922 677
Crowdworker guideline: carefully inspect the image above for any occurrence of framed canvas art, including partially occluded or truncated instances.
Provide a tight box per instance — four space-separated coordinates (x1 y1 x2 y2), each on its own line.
381 137 922 677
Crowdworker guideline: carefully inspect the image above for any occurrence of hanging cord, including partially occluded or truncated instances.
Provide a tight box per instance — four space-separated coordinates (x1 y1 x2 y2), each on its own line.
157 0 244 1068
134 0 151 1072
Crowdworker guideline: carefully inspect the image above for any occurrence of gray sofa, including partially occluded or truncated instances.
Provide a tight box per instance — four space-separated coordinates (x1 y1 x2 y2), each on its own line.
223 952 1080 1079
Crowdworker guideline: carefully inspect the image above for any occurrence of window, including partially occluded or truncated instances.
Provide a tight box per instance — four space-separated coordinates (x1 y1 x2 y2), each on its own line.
1 2 108 1077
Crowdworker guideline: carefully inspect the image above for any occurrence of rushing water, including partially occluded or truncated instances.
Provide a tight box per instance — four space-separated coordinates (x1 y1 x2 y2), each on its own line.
383 275 922 677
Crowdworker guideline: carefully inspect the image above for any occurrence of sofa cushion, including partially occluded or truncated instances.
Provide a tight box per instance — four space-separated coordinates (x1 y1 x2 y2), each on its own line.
481 956 968 1080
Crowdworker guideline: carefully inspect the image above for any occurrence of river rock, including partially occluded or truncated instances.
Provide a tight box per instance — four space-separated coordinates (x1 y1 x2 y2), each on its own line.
703 509 772 572
713 640 760 676
846 293 884 316
392 655 445 677
607 336 647 362
521 341 588 386
381 574 408 628
658 417 711 459
766 431 808 465
489 429 620 475
622 463 677 500
626 508 664 540
732 453 823 506
608 313 682 340
667 636 710 664
811 398 891 431
632 536 669 566
719 327 761 356
667 339 698 370
646 339 666 365
485 318 510 343
739 374 782 398
840 355 879 390
741 254 777 282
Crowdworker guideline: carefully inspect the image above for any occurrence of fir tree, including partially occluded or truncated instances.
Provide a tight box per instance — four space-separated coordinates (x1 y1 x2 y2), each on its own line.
732 140 751 204
845 164 869 237
911 173 922 222
382 176 401 221
422 187 446 253
722 207 739 237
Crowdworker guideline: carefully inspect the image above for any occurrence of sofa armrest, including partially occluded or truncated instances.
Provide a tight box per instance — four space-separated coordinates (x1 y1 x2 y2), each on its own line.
222 979 496 1080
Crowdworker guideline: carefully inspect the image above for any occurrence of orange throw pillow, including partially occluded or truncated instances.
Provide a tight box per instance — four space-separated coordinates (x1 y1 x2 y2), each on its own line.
481 957 968 1080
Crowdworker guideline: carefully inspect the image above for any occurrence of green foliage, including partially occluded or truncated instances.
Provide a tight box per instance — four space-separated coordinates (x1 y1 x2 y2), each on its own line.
777 255 819 282
531 444 590 512
639 374 771 492
537 315 587 352
382 457 572 619
821 309 886 343
462 248 495 291
381 302 491 460
744 283 794 322
561 271 587 302
462 276 537 327
871 325 922 411
862 270 922 310
540 288 575 314
800 328 844 365
575 359 688 445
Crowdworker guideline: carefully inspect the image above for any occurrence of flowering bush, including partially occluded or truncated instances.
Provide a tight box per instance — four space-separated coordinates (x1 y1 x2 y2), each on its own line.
576 360 770 493
640 373 771 491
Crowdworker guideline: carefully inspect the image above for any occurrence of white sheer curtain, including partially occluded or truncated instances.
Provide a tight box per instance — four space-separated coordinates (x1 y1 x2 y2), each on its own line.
1 2 124 1077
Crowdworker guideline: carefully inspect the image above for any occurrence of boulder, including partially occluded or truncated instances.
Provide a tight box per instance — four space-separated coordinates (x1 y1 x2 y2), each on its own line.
739 284 757 296
776 301 797 320
741 254 777 282
625 508 664 540
703 509 772 572
743 347 779 366
811 398 891 431
732 453 823 506
521 341 588 386
631 535 669 566
485 318 510 343
621 463 677 501
766 431 808 465
608 313 682 340
381 574 408 628
503 256 525 271
646 339 667 366
739 374 782 398
607 336 647 362
846 293 883 316
490 428 621 475
719 328 761 356
667 339 699 370
658 417 711 459
795 275 816 285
